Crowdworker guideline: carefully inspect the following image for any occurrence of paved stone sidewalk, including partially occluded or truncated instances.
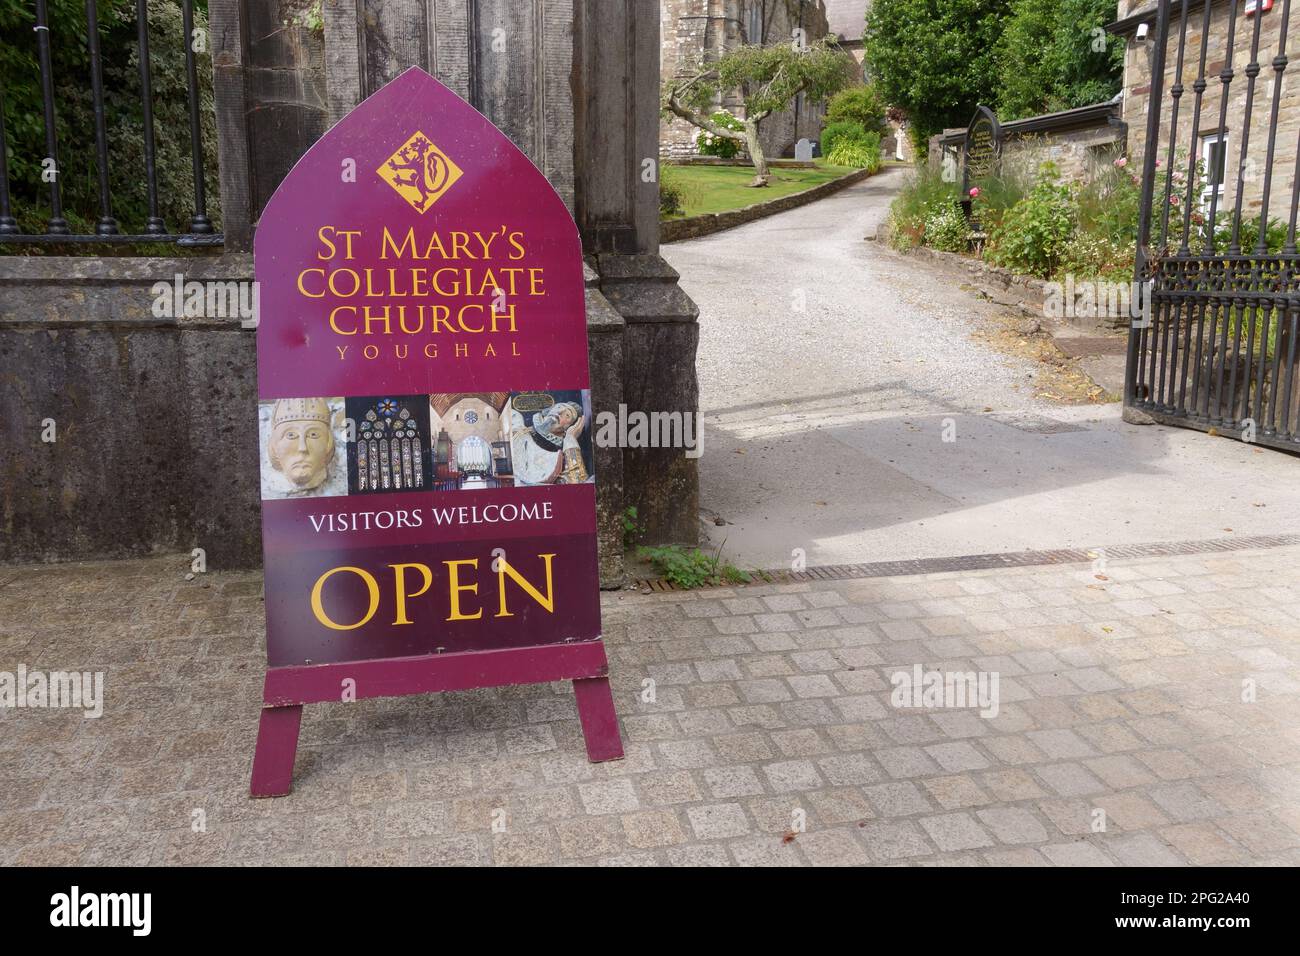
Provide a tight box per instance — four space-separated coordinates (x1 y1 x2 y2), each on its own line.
1 545 1298 866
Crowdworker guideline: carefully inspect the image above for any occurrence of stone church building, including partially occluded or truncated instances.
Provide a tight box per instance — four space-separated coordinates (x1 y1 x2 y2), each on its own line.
659 0 833 159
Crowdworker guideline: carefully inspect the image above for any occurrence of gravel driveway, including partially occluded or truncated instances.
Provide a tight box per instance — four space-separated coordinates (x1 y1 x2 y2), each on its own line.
661 168 1300 569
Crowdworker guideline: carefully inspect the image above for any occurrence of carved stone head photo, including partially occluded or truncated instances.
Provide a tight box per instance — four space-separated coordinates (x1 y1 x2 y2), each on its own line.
269 398 335 489
259 398 347 499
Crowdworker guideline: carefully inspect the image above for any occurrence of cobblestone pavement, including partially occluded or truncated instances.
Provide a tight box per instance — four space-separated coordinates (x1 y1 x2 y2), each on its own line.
2 545 1298 866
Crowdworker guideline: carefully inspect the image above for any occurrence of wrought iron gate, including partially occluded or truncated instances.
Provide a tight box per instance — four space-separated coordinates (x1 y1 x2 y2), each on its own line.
1127 0 1300 453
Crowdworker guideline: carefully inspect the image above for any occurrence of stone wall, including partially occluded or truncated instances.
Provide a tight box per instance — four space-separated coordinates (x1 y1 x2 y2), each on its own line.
660 0 830 160
929 106 1126 187
1115 0 1300 232
0 256 260 570
1003 125 1126 182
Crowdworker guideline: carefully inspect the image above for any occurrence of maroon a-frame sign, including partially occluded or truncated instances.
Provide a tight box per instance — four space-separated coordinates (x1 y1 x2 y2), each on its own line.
249 68 622 797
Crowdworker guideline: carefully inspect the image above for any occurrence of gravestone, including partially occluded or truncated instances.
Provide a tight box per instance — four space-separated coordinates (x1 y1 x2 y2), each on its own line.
962 105 1003 198
794 138 814 162
249 67 622 797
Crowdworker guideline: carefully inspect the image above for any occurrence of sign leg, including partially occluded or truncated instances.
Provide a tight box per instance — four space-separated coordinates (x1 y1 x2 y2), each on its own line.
249 704 303 798
572 676 624 762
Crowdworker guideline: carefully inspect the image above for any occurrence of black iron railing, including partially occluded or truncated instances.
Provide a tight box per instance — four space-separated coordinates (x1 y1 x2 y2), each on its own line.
1128 0 1299 453
0 0 220 246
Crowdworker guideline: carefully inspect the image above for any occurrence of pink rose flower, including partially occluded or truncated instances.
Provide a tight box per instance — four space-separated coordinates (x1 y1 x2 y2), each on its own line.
969 187 980 198
1114 157 1128 168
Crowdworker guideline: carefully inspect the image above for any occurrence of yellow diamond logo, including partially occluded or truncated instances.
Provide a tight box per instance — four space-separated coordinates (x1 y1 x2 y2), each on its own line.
377 131 463 213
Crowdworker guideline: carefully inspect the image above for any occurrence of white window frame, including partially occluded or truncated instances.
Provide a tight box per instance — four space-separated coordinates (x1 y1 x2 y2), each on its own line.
1200 131 1228 211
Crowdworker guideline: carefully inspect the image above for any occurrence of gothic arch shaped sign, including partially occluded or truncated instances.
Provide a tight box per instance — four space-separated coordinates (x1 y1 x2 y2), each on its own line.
250 68 620 797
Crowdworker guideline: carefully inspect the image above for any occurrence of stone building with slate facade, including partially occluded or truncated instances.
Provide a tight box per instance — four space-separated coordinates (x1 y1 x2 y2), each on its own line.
659 0 831 159
1107 0 1300 224
824 0 869 74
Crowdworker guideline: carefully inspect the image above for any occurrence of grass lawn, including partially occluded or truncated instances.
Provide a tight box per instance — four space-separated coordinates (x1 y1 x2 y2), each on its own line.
664 160 860 218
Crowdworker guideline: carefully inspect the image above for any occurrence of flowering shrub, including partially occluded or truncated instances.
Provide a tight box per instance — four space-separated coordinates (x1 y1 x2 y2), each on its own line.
694 110 745 159
1058 231 1134 283
985 165 1078 277
924 201 970 253
1145 153 1206 248
887 146 1293 284
886 164 959 250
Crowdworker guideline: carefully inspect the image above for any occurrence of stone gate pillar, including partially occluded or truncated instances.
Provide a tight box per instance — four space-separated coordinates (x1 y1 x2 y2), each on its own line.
575 0 701 550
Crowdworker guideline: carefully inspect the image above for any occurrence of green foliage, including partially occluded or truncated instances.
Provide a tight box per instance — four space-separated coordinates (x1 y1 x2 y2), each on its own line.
995 0 1124 120
864 0 1122 149
826 132 882 172
887 163 959 250
637 544 752 590
659 167 687 218
890 149 1248 282
1207 213 1290 256
820 120 869 155
1057 231 1134 283
887 142 1283 284
621 506 642 549
1075 153 1142 249
714 38 856 117
664 38 855 130
1145 151 1215 250
0 0 220 244
824 84 887 135
924 201 970 253
694 110 744 158
821 85 886 170
965 147 1040 226
863 0 1012 149
286 1 324 32
985 163 1078 277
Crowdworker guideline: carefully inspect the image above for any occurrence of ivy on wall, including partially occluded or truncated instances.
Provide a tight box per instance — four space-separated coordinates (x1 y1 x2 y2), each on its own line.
0 0 220 240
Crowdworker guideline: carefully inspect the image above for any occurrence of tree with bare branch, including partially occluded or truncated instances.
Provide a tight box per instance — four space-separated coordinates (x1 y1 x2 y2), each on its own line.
662 37 855 187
